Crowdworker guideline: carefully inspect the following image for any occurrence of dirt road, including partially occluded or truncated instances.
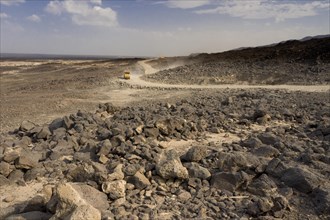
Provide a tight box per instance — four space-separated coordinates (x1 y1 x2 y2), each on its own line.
126 60 330 92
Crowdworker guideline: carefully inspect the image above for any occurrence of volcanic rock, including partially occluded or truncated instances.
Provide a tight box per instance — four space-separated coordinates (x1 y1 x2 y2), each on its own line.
247 174 277 196
210 172 245 192
48 182 101 220
36 127 51 140
257 133 280 145
15 148 39 170
127 171 151 189
184 162 211 179
19 121 36 132
281 167 320 193
102 180 126 199
181 146 208 162
156 149 189 179
217 152 260 172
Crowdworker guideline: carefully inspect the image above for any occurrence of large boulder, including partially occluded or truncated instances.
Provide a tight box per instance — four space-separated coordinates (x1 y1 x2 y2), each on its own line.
107 164 124 181
127 171 151 189
156 149 188 180
253 145 280 158
71 183 109 211
0 161 12 177
49 118 64 133
247 174 278 196
217 152 260 172
19 121 36 132
257 133 280 145
48 182 102 220
102 180 126 200
36 127 51 140
241 137 263 149
144 128 159 138
49 139 76 160
311 187 330 214
183 162 211 179
15 148 39 170
265 158 288 178
181 146 208 162
281 167 320 193
210 172 247 192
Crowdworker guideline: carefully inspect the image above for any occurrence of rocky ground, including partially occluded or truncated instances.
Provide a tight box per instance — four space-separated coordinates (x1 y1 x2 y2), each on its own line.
1 88 329 219
1 37 330 220
144 37 330 85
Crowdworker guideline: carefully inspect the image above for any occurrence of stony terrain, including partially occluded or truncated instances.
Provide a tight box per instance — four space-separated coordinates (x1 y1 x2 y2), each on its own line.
1 37 330 220
144 37 330 85
1 89 330 219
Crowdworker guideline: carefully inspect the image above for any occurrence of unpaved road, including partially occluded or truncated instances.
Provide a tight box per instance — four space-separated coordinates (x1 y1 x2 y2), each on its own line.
126 60 330 92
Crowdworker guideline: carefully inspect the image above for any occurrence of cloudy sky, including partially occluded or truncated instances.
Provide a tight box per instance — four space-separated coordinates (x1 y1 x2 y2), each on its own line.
0 0 329 56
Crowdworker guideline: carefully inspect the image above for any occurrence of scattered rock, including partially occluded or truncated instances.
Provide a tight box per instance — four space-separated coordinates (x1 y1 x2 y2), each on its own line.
177 190 191 202
241 137 263 149
48 182 102 220
156 150 189 180
210 172 245 192
127 171 151 189
247 174 277 196
49 118 64 133
181 146 208 162
257 133 280 145
0 161 12 177
102 180 126 199
281 167 320 193
253 145 280 157
15 149 39 170
217 152 260 172
184 162 211 179
36 127 51 140
19 121 36 132
311 188 330 214
71 183 109 211
107 164 124 181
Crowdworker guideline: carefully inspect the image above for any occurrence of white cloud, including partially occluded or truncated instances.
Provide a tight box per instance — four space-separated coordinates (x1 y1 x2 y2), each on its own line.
45 0 117 27
160 0 210 9
0 0 25 6
195 0 329 22
27 14 41 22
0 12 9 18
45 0 62 15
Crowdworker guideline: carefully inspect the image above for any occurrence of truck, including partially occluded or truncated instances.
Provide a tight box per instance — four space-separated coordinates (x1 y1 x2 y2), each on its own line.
123 71 130 80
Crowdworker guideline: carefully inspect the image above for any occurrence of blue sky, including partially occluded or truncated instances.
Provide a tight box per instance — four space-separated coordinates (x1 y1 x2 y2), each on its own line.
0 0 329 56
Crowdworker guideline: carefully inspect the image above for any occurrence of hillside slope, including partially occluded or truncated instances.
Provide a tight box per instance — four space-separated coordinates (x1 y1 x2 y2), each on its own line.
145 37 330 85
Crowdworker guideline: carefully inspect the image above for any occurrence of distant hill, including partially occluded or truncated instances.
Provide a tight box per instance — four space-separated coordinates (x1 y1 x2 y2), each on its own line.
146 35 330 85
195 35 330 64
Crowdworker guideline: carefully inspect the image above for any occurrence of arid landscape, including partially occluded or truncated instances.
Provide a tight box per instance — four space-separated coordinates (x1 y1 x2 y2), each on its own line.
0 37 330 220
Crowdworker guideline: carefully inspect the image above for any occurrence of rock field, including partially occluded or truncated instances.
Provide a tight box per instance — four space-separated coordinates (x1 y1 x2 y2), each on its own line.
1 89 329 219
144 37 330 85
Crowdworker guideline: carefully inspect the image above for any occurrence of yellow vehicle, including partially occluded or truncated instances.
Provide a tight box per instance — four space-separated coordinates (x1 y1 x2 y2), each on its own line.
123 71 130 80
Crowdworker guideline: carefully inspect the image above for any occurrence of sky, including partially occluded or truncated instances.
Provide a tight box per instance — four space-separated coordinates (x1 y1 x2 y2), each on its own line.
0 0 329 57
